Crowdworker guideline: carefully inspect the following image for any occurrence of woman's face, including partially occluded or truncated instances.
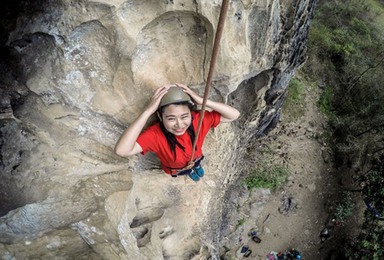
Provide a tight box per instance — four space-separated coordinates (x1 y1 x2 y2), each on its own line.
159 104 192 136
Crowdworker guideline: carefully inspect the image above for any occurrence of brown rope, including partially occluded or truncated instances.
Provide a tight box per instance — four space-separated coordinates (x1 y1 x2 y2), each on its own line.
187 0 230 169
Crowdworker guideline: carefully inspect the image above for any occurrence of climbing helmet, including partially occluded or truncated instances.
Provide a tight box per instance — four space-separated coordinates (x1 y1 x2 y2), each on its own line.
159 86 192 108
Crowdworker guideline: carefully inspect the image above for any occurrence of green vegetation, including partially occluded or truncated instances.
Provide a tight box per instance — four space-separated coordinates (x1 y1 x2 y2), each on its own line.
308 0 384 176
334 191 354 222
316 86 334 118
361 155 384 218
285 78 306 107
345 205 384 259
307 0 384 150
242 161 289 192
348 155 384 258
236 218 246 229
304 0 384 257
282 78 306 121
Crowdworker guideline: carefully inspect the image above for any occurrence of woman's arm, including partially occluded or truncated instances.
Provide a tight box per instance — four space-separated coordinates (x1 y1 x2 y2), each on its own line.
176 83 240 123
114 86 169 157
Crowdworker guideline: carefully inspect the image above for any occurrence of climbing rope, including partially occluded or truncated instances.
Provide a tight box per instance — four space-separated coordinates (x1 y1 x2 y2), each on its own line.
187 0 230 169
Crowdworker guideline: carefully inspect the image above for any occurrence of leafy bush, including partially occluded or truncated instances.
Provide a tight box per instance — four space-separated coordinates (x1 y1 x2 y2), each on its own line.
334 191 354 221
361 155 384 217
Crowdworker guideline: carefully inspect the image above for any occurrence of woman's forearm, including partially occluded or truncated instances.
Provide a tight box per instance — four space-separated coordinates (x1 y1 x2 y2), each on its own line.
114 110 152 157
206 99 240 123
115 86 169 157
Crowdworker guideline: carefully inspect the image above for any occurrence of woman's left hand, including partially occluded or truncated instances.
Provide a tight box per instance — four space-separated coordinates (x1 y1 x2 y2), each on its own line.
175 83 203 105
175 83 240 123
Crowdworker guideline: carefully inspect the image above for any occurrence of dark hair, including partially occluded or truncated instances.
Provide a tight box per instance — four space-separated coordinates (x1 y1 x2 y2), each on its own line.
158 101 196 161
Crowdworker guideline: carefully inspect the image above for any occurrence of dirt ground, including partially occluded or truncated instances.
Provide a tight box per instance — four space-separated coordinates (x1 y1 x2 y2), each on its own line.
235 77 366 260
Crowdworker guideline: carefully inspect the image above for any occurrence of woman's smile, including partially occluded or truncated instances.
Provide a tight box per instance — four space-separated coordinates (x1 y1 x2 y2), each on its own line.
174 127 186 134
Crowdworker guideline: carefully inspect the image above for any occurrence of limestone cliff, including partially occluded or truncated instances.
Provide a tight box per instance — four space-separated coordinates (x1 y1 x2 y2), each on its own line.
0 0 317 259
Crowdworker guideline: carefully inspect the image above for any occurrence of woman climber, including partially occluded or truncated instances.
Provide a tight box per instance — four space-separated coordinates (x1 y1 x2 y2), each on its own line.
114 83 240 181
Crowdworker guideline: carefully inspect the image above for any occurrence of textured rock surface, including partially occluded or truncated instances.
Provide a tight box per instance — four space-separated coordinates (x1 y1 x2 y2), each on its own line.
0 0 317 259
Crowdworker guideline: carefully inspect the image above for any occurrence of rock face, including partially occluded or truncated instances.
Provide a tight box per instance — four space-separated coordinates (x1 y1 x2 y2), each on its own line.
0 0 317 259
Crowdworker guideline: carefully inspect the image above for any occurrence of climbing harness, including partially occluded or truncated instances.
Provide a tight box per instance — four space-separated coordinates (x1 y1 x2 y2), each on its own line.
166 156 204 182
165 155 204 176
185 0 230 170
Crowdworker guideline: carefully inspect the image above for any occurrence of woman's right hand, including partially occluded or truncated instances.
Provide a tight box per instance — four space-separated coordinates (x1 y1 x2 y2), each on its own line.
145 85 170 114
115 85 169 157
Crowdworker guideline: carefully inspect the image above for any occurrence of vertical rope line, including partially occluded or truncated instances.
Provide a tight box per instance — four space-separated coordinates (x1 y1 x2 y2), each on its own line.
188 0 230 166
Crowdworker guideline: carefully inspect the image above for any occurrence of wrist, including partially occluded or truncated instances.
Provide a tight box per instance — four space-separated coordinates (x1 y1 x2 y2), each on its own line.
142 109 155 118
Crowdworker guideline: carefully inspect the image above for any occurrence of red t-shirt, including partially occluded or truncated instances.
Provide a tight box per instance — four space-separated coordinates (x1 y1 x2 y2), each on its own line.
137 111 221 174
